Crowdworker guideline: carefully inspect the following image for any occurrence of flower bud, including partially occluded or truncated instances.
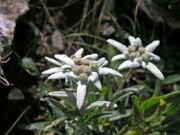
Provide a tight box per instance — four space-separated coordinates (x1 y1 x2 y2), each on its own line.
70 55 76 59
72 65 82 75
142 53 152 61
79 73 88 81
73 57 81 65
129 52 137 58
82 65 91 73
138 47 146 54
124 51 129 57
128 45 136 52
137 56 143 62
81 59 89 65
135 51 141 57
90 62 98 71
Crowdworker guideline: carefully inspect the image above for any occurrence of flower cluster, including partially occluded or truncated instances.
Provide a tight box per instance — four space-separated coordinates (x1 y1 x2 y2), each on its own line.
42 36 164 111
107 36 164 80
42 48 122 109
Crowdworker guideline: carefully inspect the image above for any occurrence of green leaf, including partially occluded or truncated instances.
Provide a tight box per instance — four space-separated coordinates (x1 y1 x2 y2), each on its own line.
38 82 51 96
67 128 75 135
165 95 180 116
100 86 108 97
46 98 79 119
46 98 65 118
22 57 39 73
112 85 141 102
144 107 161 123
64 33 106 41
25 121 52 131
162 74 180 85
153 79 162 96
109 109 131 121
85 101 117 111
25 121 64 135
44 117 67 131
163 117 180 132
131 95 142 122
106 45 117 62
141 91 180 115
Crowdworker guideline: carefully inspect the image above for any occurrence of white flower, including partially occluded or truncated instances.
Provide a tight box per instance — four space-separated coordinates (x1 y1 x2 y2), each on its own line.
42 48 122 110
107 36 164 80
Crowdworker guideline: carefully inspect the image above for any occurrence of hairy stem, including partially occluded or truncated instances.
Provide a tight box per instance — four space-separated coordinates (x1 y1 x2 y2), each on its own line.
117 68 132 91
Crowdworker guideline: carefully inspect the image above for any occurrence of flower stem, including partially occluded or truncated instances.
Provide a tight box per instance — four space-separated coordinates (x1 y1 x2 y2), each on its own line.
117 68 132 91
5 106 30 135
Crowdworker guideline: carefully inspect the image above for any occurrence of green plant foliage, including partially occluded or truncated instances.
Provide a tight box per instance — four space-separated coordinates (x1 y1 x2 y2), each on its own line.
37 82 51 96
22 57 39 73
162 74 180 85
125 91 180 135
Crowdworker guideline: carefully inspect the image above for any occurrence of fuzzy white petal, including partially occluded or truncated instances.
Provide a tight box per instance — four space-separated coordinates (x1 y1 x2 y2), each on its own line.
61 65 72 69
145 40 160 52
149 53 161 61
94 80 102 90
54 54 75 66
146 62 164 80
74 48 84 58
132 60 141 68
76 82 87 110
86 101 117 110
42 67 62 75
48 72 66 79
82 53 98 60
128 36 142 46
48 91 76 99
118 60 140 70
111 54 126 61
100 60 108 67
107 39 127 53
66 72 78 80
97 57 106 67
141 61 146 69
45 57 62 66
88 72 98 82
128 36 136 45
98 67 122 77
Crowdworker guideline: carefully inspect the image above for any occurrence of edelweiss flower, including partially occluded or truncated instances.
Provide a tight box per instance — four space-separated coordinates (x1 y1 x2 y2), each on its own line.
107 36 164 80
42 48 122 109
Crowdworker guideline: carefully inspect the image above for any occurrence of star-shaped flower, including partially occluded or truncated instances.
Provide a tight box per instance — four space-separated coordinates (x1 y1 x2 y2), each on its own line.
107 36 164 80
42 48 122 109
